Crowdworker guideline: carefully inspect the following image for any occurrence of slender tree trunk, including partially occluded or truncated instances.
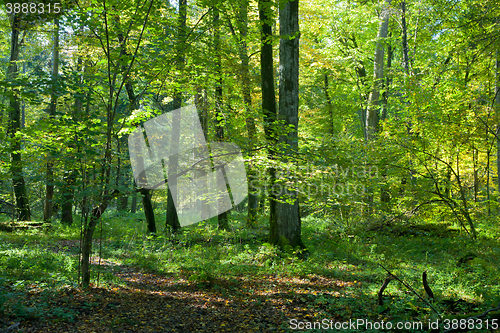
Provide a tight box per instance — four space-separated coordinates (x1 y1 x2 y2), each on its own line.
61 56 85 225
365 0 390 140
44 18 60 222
214 5 229 230
8 15 30 221
364 0 390 215
194 89 211 220
81 189 116 287
166 0 187 231
381 43 392 121
239 1 258 226
473 147 478 202
401 1 410 74
273 0 305 250
166 107 181 231
116 136 129 212
117 24 156 232
258 0 278 238
131 180 138 213
228 0 258 226
324 71 334 134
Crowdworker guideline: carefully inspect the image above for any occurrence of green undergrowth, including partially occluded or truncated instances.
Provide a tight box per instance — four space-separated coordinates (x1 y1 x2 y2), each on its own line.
0 210 499 329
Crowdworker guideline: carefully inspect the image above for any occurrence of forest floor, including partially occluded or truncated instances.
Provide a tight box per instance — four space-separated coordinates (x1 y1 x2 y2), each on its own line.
1 211 500 332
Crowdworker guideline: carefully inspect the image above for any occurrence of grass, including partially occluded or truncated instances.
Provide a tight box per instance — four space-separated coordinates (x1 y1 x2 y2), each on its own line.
0 209 499 331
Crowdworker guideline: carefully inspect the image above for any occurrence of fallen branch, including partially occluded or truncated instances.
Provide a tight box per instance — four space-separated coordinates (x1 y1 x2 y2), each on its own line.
377 274 395 305
422 271 434 300
378 263 442 318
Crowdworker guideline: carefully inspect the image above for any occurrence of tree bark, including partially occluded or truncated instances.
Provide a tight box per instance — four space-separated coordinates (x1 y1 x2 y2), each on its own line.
8 15 30 221
274 0 305 250
166 0 187 231
324 71 334 134
258 0 278 237
214 5 229 230
118 22 156 232
228 0 258 226
365 0 390 141
194 89 211 220
44 18 60 223
401 1 410 74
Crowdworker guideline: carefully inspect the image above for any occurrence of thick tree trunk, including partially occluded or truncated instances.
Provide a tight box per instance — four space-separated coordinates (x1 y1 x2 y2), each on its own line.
274 0 305 250
141 189 156 233
258 0 278 237
8 15 30 221
44 18 60 222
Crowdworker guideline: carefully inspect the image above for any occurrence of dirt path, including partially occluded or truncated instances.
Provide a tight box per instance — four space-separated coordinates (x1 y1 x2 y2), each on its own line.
12 257 350 332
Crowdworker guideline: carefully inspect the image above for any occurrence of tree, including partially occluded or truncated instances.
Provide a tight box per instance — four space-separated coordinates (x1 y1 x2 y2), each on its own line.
227 0 258 226
80 0 154 288
258 0 278 236
272 0 305 250
166 0 187 232
213 2 229 230
43 18 60 223
365 0 390 141
7 14 30 221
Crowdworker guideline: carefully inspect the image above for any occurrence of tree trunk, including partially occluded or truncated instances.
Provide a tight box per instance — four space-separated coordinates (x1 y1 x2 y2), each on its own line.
44 18 60 223
81 190 116 287
401 1 410 74
324 71 334 134
194 89 211 220
229 0 258 226
116 136 129 212
166 0 187 231
131 181 138 213
80 0 153 288
258 0 278 237
274 0 305 250
118 26 156 232
60 170 75 225
365 0 390 141
8 15 30 221
214 5 229 230
166 108 181 231
141 189 156 233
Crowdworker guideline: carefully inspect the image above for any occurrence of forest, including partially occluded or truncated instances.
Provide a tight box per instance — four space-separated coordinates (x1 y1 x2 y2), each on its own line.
0 0 499 331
